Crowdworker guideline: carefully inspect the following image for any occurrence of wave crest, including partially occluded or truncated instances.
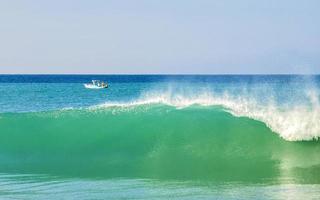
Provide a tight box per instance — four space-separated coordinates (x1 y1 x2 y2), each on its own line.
92 88 320 142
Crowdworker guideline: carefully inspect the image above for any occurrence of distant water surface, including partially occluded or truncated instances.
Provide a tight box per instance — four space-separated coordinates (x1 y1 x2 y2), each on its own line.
0 75 319 199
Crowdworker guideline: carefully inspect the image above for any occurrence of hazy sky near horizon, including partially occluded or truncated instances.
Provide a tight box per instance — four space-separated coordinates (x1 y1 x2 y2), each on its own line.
0 0 319 74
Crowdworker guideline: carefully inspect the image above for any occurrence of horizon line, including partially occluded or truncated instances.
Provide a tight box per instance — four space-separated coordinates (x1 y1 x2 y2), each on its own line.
0 73 319 76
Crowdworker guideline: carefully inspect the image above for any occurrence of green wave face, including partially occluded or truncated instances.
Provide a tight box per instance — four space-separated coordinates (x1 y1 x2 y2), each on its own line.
0 105 319 184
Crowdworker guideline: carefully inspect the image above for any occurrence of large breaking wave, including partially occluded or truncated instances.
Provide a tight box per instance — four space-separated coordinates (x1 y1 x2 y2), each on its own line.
0 104 320 183
92 87 320 141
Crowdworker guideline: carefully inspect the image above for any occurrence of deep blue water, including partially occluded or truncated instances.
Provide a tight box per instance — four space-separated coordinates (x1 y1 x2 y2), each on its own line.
0 74 319 83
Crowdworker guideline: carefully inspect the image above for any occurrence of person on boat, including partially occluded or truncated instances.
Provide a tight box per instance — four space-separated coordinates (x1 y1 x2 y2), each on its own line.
100 81 107 88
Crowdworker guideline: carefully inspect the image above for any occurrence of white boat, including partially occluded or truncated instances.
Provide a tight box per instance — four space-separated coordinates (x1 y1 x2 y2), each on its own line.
84 80 108 89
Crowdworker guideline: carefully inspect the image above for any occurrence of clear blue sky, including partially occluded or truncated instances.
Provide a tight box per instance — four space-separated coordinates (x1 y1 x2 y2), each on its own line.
0 0 319 74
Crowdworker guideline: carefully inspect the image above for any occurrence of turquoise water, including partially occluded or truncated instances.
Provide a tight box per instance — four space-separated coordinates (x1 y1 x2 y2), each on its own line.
0 75 319 199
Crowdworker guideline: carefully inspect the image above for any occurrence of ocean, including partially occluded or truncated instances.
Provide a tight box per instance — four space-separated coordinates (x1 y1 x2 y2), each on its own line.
0 75 319 199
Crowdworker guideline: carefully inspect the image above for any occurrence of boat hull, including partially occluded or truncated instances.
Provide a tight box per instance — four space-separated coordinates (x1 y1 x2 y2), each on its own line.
84 84 107 89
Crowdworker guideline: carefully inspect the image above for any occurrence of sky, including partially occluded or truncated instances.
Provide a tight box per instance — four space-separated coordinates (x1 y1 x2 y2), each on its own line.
0 0 319 74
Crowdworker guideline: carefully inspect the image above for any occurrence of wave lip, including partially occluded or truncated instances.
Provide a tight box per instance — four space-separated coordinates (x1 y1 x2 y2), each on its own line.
92 89 320 141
